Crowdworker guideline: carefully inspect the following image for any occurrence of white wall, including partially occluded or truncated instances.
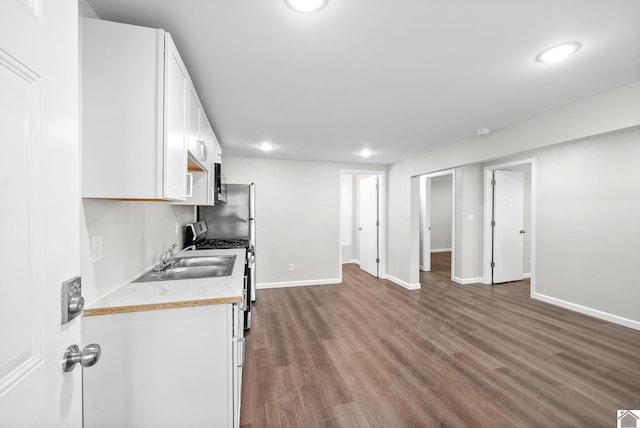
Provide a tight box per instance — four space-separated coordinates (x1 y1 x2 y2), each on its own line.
453 164 484 282
387 81 640 326
78 1 195 304
339 174 353 262
222 156 386 287
80 201 194 303
533 129 640 324
351 175 360 262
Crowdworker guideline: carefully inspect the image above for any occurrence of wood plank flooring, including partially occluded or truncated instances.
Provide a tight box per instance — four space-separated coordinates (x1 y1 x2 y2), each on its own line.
240 253 640 427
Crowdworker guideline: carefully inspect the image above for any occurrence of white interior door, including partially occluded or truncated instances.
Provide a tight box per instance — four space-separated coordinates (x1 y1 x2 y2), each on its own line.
359 175 379 277
492 170 525 283
0 1 82 426
419 176 432 271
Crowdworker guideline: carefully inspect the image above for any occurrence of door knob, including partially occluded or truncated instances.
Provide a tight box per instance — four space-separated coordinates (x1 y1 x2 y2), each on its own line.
63 343 101 372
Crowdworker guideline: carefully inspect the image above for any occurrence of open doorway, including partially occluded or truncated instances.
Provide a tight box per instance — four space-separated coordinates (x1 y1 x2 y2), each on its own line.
339 170 386 280
483 159 535 293
419 170 455 281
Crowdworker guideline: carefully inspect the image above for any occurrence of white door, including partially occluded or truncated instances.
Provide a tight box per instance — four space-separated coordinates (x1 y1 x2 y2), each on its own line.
492 170 525 283
0 1 82 426
359 176 379 277
419 176 432 271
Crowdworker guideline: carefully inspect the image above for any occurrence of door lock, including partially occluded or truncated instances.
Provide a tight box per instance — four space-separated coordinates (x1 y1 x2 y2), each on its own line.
63 344 101 372
61 276 84 324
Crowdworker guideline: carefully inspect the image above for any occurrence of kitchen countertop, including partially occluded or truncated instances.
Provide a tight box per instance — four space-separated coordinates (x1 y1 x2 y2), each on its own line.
83 248 246 316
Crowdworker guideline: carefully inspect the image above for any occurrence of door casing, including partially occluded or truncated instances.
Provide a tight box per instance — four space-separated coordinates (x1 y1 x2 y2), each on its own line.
419 170 455 280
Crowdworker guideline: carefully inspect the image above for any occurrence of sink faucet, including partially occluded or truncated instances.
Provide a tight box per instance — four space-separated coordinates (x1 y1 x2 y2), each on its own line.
155 243 177 271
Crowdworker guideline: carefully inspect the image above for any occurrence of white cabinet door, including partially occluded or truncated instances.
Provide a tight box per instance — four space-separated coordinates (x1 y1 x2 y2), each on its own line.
0 1 82 426
82 19 166 199
82 19 191 201
204 122 222 205
163 34 188 201
83 305 233 428
187 85 203 159
198 109 213 164
233 304 245 428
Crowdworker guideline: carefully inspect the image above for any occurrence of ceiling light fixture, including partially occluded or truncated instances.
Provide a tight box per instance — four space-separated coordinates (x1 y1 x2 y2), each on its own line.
284 0 329 13
359 149 372 158
258 142 274 152
536 41 581 63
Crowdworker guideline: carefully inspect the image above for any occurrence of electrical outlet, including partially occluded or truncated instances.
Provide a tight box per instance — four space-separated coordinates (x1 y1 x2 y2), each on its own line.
91 236 103 262
289 263 295 272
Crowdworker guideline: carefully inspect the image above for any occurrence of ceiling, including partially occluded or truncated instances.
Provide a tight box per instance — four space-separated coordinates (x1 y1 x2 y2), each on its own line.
86 0 640 165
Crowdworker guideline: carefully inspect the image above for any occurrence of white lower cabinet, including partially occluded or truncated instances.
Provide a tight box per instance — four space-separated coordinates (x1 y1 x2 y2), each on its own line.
83 304 242 428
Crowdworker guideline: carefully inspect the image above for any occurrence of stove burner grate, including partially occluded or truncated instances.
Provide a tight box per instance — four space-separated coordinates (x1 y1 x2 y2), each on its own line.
196 238 251 250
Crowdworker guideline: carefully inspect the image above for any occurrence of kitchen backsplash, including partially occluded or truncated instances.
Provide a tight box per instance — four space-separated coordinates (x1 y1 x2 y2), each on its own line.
80 199 194 303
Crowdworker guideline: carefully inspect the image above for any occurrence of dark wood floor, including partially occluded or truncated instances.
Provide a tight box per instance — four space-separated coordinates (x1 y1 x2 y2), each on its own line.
240 253 640 427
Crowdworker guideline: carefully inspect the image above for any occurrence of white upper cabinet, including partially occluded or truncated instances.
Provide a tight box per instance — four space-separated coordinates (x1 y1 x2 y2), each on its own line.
163 34 189 201
82 18 207 201
172 88 217 206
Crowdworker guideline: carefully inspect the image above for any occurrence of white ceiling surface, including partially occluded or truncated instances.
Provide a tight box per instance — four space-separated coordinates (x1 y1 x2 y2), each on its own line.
86 0 640 165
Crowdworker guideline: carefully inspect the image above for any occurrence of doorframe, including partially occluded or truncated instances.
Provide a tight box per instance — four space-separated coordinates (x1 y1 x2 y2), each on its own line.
419 169 455 281
339 169 387 282
482 159 536 296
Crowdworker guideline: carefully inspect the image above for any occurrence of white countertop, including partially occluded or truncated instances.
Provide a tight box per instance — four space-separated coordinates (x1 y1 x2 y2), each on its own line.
84 248 246 316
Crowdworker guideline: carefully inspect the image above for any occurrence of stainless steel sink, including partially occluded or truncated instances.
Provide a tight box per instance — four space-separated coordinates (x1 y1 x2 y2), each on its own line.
134 255 236 282
171 255 235 268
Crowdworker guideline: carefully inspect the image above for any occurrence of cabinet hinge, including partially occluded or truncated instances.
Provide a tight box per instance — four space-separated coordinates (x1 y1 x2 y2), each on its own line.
376 258 380 264
491 179 496 186
491 220 496 227
376 220 380 227
490 262 495 268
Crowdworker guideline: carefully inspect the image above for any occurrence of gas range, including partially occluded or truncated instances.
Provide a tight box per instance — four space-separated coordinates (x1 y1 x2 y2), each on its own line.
195 238 251 250
185 220 255 330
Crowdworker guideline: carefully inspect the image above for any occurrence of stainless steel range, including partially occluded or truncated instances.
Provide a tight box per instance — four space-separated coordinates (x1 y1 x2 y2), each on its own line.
185 183 256 329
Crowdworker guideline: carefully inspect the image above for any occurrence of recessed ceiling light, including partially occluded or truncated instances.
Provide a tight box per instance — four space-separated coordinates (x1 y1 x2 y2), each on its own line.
536 41 581 63
359 149 372 158
258 142 274 152
284 0 329 13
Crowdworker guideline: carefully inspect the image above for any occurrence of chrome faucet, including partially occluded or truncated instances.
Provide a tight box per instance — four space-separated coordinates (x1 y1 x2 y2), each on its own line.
154 243 177 271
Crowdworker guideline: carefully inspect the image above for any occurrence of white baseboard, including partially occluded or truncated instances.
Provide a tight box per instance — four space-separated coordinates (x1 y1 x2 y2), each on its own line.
258 278 341 290
533 292 640 331
523 272 532 279
383 274 421 290
452 276 483 285
431 248 452 253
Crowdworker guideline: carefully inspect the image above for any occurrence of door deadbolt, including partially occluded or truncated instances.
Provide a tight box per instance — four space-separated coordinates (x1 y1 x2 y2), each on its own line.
63 344 101 372
61 276 84 324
